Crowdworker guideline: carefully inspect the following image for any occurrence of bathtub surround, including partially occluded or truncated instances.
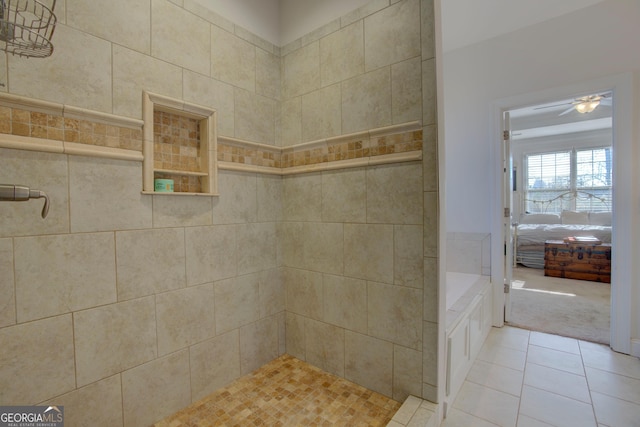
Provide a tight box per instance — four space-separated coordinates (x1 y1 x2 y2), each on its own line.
0 1 439 426
446 232 491 276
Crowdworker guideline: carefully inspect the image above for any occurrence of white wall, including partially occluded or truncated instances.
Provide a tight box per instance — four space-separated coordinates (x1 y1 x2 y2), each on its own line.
443 0 640 232
442 0 640 353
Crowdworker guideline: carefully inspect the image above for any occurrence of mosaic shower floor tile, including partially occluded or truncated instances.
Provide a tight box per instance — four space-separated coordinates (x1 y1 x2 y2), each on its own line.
153 354 401 426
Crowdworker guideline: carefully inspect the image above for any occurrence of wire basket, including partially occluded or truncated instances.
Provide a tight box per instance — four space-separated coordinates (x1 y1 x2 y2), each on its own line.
0 0 56 58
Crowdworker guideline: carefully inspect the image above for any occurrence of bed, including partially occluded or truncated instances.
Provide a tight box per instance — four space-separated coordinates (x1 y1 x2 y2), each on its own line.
514 210 612 269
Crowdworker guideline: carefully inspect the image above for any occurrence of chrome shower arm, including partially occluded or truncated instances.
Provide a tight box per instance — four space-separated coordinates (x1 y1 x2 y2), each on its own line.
0 184 50 218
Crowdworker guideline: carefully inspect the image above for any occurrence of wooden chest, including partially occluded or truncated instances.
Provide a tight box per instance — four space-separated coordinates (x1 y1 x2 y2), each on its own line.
544 240 611 283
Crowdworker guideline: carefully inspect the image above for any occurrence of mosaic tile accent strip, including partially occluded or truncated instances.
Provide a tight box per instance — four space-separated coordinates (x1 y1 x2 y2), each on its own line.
0 106 142 151
218 141 282 169
153 110 201 172
153 354 401 427
0 93 423 175
280 129 423 168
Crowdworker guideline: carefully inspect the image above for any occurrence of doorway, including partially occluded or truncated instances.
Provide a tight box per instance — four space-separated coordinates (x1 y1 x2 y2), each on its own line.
491 74 636 356
503 92 613 344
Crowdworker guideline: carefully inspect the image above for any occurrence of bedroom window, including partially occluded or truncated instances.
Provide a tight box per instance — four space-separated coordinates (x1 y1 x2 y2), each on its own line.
524 147 611 213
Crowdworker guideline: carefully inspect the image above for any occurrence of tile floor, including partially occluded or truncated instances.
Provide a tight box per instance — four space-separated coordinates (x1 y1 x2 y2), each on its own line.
443 326 640 427
153 354 401 427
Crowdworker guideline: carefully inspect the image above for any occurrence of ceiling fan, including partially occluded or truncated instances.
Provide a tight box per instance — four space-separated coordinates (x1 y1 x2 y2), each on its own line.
534 93 612 116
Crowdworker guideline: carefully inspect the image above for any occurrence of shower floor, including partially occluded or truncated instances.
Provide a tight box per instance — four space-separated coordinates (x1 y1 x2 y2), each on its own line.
153 354 401 426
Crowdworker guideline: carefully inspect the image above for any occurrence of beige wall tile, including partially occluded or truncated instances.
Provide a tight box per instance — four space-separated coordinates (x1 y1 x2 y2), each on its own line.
422 320 438 386
237 222 277 275
0 315 75 404
422 58 437 126
278 222 304 268
392 56 422 124
302 222 344 274
0 53 6 90
9 25 112 113
185 225 237 285
277 311 286 355
156 284 215 356
183 70 235 137
239 316 279 375
394 224 424 288
256 48 281 100
423 124 438 191
345 330 393 397
285 312 306 360
341 67 392 134
122 350 191 427
74 297 157 387
214 275 259 334
393 345 423 402
341 0 389 27
113 45 183 119
320 21 364 87
323 274 367 334
67 0 150 54
152 195 213 228
344 223 393 283
423 191 438 258
116 228 186 301
282 173 322 221
364 0 421 71
0 239 14 327
283 42 320 99
302 83 342 142
259 268 285 318
368 281 422 349
421 0 436 60
423 257 438 323
14 233 116 322
0 149 69 238
211 25 256 92
305 318 345 377
68 156 152 232
151 0 210 75
280 97 302 146
321 168 366 223
212 171 258 224
234 88 277 144
189 330 241 401
48 375 123 427
285 267 323 320
257 175 282 222
367 162 423 224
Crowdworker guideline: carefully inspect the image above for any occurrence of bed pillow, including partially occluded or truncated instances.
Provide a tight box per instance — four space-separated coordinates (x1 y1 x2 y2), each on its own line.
519 213 561 224
590 211 612 226
561 210 590 225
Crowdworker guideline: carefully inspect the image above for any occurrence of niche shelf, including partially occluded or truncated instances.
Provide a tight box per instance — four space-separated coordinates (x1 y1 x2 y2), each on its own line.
142 91 218 196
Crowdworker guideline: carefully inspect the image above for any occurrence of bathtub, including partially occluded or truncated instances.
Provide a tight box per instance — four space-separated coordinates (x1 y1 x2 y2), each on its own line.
444 272 492 416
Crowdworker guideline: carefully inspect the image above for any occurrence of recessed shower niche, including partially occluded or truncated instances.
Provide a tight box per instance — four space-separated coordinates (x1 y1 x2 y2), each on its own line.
142 91 218 195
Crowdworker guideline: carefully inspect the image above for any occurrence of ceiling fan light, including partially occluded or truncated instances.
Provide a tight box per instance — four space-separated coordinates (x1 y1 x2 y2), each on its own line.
575 99 600 114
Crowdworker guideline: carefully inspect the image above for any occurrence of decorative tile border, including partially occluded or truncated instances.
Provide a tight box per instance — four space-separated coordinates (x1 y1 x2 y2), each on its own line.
0 93 423 175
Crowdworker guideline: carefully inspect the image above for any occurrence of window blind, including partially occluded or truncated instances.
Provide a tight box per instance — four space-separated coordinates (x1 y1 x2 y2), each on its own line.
524 147 611 214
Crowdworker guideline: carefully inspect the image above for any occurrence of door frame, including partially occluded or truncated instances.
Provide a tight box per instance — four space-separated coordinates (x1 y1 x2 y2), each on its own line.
490 73 634 355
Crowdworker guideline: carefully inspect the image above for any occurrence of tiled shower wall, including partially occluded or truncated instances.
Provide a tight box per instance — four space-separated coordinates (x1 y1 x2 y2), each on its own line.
0 0 438 426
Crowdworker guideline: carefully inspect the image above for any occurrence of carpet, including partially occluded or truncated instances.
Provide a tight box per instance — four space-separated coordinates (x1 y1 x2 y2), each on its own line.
508 266 611 344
